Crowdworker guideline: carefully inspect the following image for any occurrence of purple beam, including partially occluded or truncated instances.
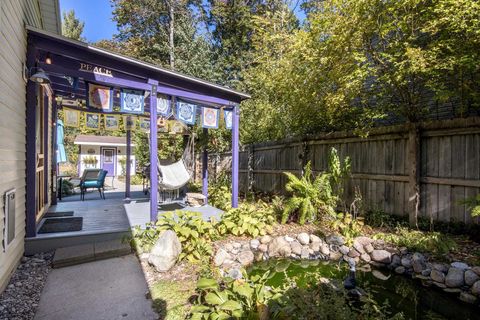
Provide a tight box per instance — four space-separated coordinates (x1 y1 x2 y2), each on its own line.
149 79 158 222
231 105 240 208
51 98 58 206
125 129 131 199
202 129 208 203
25 44 37 238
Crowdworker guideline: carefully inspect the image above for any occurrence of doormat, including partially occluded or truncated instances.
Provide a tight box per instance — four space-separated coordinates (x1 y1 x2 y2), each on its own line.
38 217 83 234
44 211 74 218
158 203 185 211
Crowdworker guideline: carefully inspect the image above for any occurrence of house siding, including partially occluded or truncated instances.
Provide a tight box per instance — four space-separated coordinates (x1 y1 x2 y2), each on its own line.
0 0 50 292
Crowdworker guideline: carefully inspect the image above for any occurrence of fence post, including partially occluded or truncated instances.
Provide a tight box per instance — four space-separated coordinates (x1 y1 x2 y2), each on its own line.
247 145 254 195
407 125 421 227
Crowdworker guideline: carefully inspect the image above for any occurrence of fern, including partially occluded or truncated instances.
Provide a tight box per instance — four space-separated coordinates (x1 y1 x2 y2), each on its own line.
282 162 337 224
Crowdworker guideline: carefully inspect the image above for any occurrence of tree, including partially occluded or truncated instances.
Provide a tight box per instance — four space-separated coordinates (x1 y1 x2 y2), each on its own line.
62 10 85 41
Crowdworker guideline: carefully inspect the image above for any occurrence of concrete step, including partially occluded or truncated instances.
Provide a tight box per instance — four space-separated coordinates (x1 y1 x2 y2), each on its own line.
52 239 132 268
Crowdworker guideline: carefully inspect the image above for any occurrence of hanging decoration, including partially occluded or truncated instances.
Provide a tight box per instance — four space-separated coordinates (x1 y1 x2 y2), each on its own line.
224 109 233 129
157 117 167 129
157 95 171 117
86 83 113 112
139 117 150 132
121 89 145 114
63 108 80 127
104 114 120 131
176 101 196 125
123 115 137 130
85 113 100 130
201 107 220 129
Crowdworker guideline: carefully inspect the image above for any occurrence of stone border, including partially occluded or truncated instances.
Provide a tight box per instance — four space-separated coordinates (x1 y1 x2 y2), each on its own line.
213 233 480 306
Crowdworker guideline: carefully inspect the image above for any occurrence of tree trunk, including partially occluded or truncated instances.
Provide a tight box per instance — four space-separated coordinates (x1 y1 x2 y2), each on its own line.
168 1 175 69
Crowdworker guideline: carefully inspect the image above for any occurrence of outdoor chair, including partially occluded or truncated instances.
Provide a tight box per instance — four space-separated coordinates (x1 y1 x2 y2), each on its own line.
80 169 108 200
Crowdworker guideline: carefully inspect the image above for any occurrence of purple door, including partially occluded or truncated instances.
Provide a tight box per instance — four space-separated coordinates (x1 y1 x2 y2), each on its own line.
101 148 116 177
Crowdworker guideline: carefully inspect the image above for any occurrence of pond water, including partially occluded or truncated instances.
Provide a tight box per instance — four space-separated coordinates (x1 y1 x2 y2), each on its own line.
248 259 479 320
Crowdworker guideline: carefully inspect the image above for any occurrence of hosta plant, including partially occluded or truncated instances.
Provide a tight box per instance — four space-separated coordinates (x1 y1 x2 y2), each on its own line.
217 201 276 237
282 161 337 224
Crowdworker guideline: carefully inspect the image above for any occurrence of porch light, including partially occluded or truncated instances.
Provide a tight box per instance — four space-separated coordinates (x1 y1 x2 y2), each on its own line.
45 53 52 65
29 69 50 84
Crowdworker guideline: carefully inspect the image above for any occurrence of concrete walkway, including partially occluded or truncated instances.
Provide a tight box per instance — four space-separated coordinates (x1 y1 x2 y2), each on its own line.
35 255 157 320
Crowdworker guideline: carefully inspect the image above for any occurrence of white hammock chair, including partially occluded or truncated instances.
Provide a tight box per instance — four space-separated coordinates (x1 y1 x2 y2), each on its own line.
156 134 195 191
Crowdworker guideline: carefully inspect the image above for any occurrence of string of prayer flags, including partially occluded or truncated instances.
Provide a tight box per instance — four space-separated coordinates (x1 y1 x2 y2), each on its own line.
86 83 113 112
121 89 145 114
176 101 196 125
84 113 100 130
63 108 80 127
104 115 120 131
224 109 233 129
201 107 220 129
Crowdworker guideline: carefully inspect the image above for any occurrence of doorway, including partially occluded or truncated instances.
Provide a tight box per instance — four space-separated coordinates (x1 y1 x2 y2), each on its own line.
101 147 116 177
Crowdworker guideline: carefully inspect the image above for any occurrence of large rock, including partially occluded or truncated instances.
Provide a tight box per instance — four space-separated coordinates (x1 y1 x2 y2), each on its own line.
432 263 449 273
297 233 310 245
320 244 330 256
472 280 480 296
310 234 322 244
353 241 366 255
268 236 292 257
430 270 445 283
459 292 477 304
401 256 413 268
412 253 426 273
354 236 372 246
471 266 480 276
260 235 272 244
258 244 268 253
250 239 260 250
451 261 469 270
237 250 255 266
301 247 310 259
309 241 321 252
290 241 303 256
465 270 480 286
371 250 391 264
361 253 371 263
339 245 350 255
445 267 465 288
364 243 374 254
148 230 182 272
214 249 231 267
348 248 361 258
326 234 345 246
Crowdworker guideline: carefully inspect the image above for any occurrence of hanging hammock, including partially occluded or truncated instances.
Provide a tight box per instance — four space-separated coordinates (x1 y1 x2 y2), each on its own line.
156 133 195 191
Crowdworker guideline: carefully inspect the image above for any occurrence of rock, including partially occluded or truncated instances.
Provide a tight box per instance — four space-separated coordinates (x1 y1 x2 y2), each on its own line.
310 234 322 243
254 251 264 262
290 241 303 256
472 280 480 296
401 257 413 268
339 245 350 255
443 288 462 293
297 233 310 245
301 247 310 259
309 242 321 252
348 248 361 258
258 244 268 253
222 259 235 268
237 250 255 266
471 266 480 276
361 253 371 263
284 235 295 242
330 251 342 261
139 253 150 262
224 243 234 252
326 234 345 246
432 263 449 273
232 242 242 249
148 230 182 272
421 269 431 277
412 253 426 273
320 244 330 256
250 239 260 250
260 235 272 244
459 292 477 304
227 268 243 280
372 270 391 281
354 236 372 246
353 242 366 255
268 237 292 257
214 249 231 267
451 261 469 270
371 250 391 264
430 270 445 283
433 282 447 289
364 243 374 254
395 266 406 274
390 254 401 267
465 270 480 286
445 267 465 288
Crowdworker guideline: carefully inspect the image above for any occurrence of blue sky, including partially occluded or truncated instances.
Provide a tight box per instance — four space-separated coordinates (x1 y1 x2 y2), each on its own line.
60 0 117 42
60 0 305 43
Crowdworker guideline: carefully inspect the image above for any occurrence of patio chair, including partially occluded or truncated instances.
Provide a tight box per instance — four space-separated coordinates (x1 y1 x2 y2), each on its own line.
80 169 108 200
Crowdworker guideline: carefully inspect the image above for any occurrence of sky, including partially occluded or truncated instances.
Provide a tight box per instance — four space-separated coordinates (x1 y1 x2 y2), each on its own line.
59 0 117 42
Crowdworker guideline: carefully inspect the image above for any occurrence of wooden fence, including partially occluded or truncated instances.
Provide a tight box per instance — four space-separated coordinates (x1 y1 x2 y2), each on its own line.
195 117 480 224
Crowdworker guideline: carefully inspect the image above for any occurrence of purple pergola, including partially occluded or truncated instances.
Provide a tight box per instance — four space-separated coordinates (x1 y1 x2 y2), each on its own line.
25 27 249 237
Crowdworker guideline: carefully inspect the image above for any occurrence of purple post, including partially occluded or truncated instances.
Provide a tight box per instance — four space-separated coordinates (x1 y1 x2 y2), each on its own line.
148 79 158 222
231 105 240 208
202 128 208 202
51 97 58 206
125 129 131 199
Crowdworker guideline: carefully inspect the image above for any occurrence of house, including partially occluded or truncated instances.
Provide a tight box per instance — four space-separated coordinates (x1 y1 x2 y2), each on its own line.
0 0 248 295
74 135 136 177
0 0 61 291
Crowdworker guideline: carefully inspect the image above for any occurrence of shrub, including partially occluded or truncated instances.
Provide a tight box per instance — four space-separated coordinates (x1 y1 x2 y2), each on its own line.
60 179 74 196
329 213 365 245
282 162 336 224
132 211 218 263
374 227 457 257
208 185 232 211
217 201 276 237
459 194 480 218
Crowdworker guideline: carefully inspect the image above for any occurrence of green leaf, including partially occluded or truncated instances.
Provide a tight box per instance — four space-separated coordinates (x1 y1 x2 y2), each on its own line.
233 283 253 300
197 278 218 290
205 292 227 305
220 300 243 311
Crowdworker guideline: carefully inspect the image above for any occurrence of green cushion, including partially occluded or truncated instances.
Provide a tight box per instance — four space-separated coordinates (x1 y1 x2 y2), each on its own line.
83 181 101 188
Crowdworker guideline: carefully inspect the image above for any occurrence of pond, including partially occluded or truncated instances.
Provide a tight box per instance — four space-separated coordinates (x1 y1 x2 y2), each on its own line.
248 259 479 320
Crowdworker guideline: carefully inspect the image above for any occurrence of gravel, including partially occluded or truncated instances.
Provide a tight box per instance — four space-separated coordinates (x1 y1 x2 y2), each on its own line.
0 253 53 320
